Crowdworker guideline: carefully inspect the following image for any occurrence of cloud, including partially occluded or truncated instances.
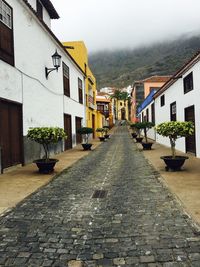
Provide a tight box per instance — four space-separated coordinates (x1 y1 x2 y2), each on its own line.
51 0 200 52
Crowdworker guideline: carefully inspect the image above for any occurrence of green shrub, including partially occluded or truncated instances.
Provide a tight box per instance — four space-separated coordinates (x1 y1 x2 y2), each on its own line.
27 127 67 161
156 121 194 158
103 126 109 134
96 128 105 137
77 127 93 144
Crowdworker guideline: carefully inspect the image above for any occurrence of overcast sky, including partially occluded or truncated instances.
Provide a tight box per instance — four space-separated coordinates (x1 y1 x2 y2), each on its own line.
51 0 200 53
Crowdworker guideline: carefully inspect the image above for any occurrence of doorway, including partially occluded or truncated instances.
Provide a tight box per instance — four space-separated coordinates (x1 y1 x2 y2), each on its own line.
64 114 72 150
0 99 23 169
185 105 196 154
92 114 95 138
75 117 82 144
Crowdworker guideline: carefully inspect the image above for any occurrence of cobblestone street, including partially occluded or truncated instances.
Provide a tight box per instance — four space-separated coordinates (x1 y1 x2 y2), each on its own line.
1 126 200 266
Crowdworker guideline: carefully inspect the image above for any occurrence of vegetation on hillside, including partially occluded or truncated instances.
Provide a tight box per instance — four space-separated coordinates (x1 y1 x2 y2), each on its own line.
89 36 200 89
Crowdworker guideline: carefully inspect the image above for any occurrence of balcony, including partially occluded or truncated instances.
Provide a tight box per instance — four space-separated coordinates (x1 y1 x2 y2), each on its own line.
88 95 96 110
88 102 97 110
97 108 109 118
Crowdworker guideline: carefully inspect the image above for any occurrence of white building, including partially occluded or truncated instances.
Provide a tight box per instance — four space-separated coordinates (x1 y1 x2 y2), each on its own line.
0 0 86 171
137 89 156 141
137 52 200 158
154 52 200 157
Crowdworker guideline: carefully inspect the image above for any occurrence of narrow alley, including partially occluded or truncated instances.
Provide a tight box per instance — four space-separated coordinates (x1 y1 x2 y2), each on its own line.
0 126 200 267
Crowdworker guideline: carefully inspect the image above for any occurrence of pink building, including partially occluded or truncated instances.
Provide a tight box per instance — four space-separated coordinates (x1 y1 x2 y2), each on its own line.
130 76 171 122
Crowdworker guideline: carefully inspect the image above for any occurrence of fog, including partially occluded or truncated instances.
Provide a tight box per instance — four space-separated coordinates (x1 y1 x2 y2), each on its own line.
51 0 200 53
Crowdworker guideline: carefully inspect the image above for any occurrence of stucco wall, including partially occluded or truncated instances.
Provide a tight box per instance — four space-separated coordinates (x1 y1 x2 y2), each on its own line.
144 82 163 98
155 61 200 157
1 0 86 164
139 103 156 141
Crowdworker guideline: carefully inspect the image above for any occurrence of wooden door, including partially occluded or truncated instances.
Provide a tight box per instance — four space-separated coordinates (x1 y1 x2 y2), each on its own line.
92 114 95 138
0 100 23 169
121 108 125 120
64 114 72 150
185 105 196 154
75 117 82 144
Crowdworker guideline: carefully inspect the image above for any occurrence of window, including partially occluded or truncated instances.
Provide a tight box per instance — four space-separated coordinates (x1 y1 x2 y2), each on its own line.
142 112 144 122
170 101 176 121
97 104 104 112
151 103 155 124
120 102 122 106
0 0 14 65
63 63 70 97
36 0 43 20
146 108 149 122
0 0 12 28
78 78 83 104
184 72 193 94
160 95 165 107
93 91 95 104
84 63 87 75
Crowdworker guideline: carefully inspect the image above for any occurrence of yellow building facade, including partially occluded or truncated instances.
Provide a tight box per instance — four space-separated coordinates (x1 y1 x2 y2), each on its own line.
115 99 129 121
62 41 103 137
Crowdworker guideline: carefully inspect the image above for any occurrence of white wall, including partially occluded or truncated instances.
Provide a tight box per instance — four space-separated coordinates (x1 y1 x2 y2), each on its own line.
139 102 156 141
1 0 86 146
155 61 200 157
0 61 22 103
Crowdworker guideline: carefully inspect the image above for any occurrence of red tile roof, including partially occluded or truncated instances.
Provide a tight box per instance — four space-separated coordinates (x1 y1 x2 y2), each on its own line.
97 92 108 96
142 75 172 83
96 98 110 103
154 51 200 98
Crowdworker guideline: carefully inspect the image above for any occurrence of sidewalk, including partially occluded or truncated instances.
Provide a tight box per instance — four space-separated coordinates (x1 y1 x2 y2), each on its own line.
136 140 200 227
0 139 102 216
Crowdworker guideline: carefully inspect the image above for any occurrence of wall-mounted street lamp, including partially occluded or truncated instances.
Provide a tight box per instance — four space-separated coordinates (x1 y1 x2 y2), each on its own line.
45 50 61 78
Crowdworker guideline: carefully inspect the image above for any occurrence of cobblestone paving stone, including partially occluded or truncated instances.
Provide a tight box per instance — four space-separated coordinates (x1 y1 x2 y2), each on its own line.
0 126 200 266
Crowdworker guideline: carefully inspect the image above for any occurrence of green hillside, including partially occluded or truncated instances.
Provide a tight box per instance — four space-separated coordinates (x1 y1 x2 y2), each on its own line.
89 36 200 89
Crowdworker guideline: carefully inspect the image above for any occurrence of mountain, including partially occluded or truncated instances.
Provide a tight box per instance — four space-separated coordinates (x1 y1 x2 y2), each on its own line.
89 36 200 89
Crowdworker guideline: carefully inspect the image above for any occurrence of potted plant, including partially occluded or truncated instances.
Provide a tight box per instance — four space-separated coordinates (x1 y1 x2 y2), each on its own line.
156 121 194 171
96 128 106 141
140 122 155 150
130 123 138 139
133 122 144 143
103 126 110 139
77 127 93 150
27 127 66 173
